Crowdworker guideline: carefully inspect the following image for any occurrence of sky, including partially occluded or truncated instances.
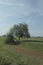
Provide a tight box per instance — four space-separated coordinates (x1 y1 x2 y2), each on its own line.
0 0 43 36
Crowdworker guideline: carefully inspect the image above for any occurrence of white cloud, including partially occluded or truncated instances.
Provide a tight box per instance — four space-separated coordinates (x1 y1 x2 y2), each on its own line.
0 0 43 36
0 12 11 22
34 0 43 16
36 8 43 16
30 29 43 37
0 0 43 16
0 0 12 6
0 0 43 21
0 0 33 18
0 23 13 35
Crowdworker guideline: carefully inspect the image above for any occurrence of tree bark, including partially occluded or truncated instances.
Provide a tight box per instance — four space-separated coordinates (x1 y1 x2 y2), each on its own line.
19 36 20 40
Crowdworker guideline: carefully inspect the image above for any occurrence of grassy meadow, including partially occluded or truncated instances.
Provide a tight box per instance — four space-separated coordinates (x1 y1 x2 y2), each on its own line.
0 37 43 65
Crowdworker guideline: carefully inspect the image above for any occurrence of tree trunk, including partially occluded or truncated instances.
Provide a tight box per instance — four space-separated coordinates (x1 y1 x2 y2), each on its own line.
19 36 20 40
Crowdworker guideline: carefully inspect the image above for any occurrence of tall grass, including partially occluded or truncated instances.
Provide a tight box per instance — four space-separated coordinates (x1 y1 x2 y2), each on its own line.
0 37 43 65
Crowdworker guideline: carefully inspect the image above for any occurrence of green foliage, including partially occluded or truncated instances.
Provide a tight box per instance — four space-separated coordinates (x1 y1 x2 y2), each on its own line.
0 37 43 65
5 34 14 44
10 23 30 40
17 62 27 65
19 23 30 38
2 35 6 37
0 57 11 65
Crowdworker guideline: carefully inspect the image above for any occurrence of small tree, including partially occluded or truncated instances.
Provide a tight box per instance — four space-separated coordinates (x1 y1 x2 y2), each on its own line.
9 23 30 40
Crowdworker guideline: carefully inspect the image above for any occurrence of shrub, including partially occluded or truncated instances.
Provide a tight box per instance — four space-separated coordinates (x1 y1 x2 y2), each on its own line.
5 33 20 45
5 34 14 44
17 62 27 65
0 57 11 65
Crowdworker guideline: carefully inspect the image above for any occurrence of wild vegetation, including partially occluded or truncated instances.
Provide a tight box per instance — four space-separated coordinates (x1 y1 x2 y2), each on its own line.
9 23 30 40
0 23 43 65
0 37 43 65
0 57 11 65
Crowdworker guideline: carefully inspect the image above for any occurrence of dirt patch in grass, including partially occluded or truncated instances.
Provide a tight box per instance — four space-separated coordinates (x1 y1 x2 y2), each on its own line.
14 46 43 59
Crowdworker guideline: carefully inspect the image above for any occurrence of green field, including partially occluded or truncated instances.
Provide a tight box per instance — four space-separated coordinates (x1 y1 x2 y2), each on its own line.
0 37 43 65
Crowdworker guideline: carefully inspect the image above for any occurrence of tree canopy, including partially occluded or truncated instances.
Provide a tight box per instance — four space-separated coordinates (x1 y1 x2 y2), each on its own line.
9 23 30 40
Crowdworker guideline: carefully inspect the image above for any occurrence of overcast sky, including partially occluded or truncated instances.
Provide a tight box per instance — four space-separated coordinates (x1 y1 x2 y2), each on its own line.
0 0 43 36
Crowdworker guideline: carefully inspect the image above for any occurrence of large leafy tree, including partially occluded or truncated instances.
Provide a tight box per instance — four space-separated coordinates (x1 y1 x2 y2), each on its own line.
9 23 30 40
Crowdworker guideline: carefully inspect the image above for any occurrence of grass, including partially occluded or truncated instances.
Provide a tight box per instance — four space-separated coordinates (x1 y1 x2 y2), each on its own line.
0 37 43 65
20 42 43 53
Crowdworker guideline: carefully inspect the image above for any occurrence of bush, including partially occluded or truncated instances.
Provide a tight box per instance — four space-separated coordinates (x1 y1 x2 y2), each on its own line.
5 33 20 45
0 57 11 65
5 34 14 44
17 62 27 65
